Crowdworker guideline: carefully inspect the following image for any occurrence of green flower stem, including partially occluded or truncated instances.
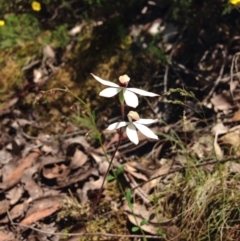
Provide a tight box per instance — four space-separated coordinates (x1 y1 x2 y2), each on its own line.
119 90 125 105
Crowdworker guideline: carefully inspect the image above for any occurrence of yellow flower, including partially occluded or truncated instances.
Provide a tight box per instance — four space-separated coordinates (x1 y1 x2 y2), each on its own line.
0 20 5 26
31 1 41 11
230 0 240 5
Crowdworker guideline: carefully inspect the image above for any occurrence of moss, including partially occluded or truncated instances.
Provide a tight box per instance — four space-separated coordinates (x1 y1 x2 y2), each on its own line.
0 49 24 98
58 189 129 241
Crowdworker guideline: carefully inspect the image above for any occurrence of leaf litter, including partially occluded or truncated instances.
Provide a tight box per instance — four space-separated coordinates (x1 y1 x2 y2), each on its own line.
2 75 240 241
2 16 240 241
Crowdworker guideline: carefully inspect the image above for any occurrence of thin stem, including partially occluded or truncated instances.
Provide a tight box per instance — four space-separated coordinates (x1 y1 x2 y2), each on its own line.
121 104 125 120
92 128 123 214
92 103 126 213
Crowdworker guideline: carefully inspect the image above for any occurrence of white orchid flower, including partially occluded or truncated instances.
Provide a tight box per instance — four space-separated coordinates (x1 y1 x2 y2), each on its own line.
107 111 158 145
91 73 159 108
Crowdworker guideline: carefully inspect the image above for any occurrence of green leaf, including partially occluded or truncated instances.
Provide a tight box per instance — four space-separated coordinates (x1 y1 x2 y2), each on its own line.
140 219 148 226
128 202 133 209
157 228 166 237
91 111 96 122
131 226 139 232
106 175 115 181
74 115 94 130
125 188 133 209
126 188 132 202
115 165 124 176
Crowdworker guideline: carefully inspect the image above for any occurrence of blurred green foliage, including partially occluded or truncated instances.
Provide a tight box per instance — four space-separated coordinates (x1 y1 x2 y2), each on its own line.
0 0 236 77
0 14 40 49
170 0 235 26
1 0 233 62
0 0 71 49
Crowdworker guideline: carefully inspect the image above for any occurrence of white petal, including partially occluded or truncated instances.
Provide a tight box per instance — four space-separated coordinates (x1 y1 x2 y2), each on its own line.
107 121 127 130
123 89 139 108
126 123 139 145
91 73 119 87
134 123 158 140
100 87 121 97
136 119 157 125
128 88 159 97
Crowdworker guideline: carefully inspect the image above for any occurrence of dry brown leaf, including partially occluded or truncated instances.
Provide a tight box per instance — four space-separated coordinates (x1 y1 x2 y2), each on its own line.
41 144 58 155
0 150 40 190
211 122 228 135
230 80 239 93
0 216 9 224
0 230 14 241
142 162 171 194
65 136 90 151
161 225 181 241
40 187 61 197
210 91 233 111
43 164 69 179
70 148 88 169
26 196 62 216
229 162 240 173
124 202 159 234
0 97 18 116
0 200 10 215
0 149 12 164
21 165 43 199
40 155 62 166
232 109 240 122
123 159 154 177
124 162 148 181
124 202 180 240
20 203 61 227
2 162 15 181
6 185 24 205
220 128 240 154
103 132 120 150
81 176 103 203
98 160 110 175
11 119 32 129
9 202 26 220
191 135 214 159
57 164 96 188
89 152 103 164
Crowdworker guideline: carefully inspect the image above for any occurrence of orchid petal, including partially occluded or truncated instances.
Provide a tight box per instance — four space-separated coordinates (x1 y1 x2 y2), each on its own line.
126 123 139 145
136 119 157 125
91 73 119 87
128 88 159 97
123 89 139 108
134 123 158 140
107 121 127 130
100 87 121 97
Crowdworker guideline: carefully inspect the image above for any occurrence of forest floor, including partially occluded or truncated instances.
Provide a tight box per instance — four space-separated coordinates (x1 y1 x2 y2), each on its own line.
1 2 240 241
